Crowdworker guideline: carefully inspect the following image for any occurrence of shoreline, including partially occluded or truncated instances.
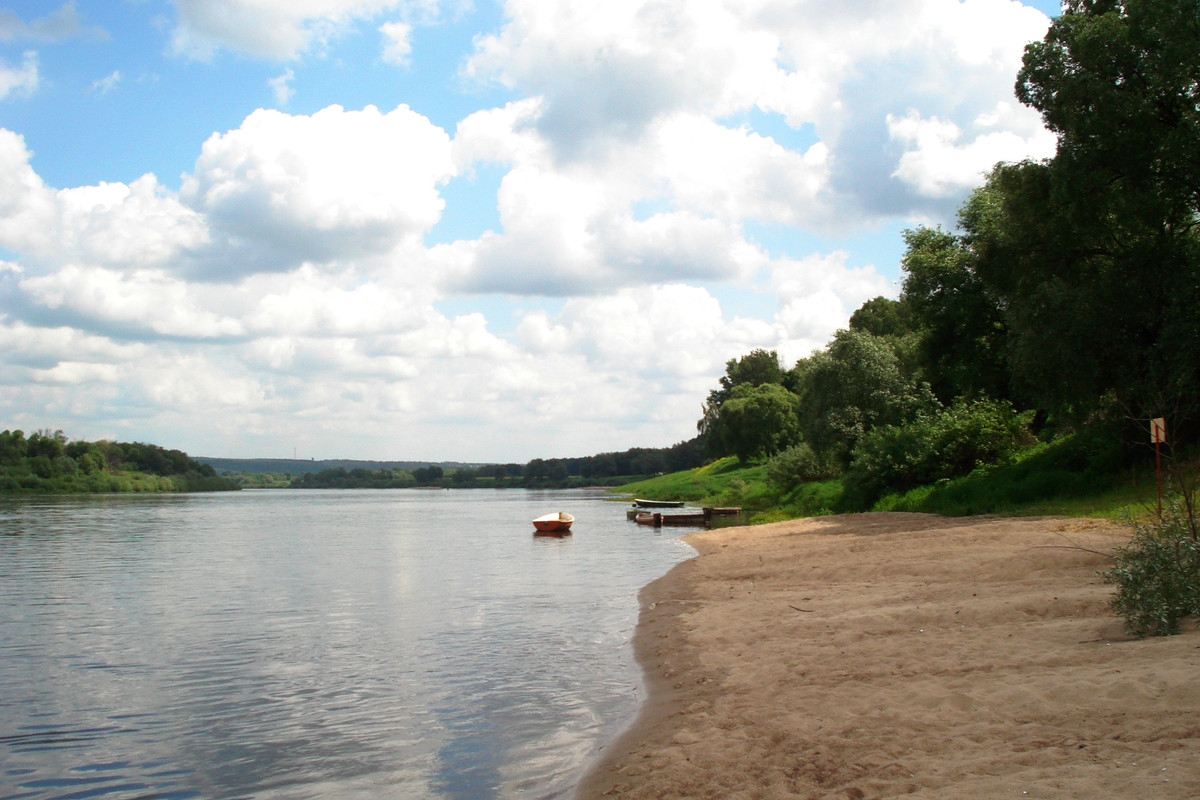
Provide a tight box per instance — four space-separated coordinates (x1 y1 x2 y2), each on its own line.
574 512 1200 799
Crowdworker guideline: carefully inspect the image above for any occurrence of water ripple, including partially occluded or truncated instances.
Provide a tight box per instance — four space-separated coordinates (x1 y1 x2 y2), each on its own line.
0 490 692 800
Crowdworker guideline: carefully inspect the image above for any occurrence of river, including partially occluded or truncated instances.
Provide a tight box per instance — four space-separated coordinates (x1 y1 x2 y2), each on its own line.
0 489 696 800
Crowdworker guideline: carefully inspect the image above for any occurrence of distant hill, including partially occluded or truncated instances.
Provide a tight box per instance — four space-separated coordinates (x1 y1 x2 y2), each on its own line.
197 457 492 475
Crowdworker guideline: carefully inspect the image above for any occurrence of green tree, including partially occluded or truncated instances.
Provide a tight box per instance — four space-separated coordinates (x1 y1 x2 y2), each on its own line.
30 455 56 479
413 465 444 484
27 429 67 461
723 348 785 389
899 226 1009 403
1017 0 1200 233
451 467 477 485
698 349 786 451
715 383 801 463
793 328 939 466
848 296 914 339
0 430 28 466
76 448 106 475
984 0 1200 434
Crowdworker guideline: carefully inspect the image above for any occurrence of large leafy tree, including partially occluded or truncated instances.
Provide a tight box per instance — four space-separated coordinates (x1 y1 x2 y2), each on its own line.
698 349 786 452
967 0 1200 434
848 296 913 339
793 328 939 466
716 383 802 463
704 348 785 408
899 226 1010 404
1017 0 1200 232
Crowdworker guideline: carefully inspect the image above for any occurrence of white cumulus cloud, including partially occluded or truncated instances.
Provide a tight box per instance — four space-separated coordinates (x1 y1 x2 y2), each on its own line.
180 104 455 277
888 105 1056 197
19 265 244 340
0 130 208 274
770 251 894 360
465 0 782 158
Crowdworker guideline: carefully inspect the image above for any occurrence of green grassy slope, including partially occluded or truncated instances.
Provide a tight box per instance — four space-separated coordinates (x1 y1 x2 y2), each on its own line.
615 434 1170 524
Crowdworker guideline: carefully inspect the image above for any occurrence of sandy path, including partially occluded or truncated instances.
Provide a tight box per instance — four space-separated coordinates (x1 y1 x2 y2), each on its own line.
575 512 1200 799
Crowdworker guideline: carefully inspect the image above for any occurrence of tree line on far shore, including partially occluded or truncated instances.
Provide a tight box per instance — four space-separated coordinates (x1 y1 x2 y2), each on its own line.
276 438 706 490
0 426 705 493
698 0 1200 508
0 429 240 493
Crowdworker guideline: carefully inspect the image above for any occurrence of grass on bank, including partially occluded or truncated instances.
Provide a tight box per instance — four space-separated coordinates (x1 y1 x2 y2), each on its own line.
616 432 1174 523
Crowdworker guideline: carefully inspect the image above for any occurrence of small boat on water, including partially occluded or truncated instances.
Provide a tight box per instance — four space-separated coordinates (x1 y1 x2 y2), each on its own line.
634 510 710 527
532 511 574 533
633 498 685 508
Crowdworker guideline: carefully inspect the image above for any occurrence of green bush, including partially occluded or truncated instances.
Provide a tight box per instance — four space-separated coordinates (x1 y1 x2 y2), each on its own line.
1103 496 1200 636
843 398 1034 508
776 478 843 518
889 428 1138 515
765 442 832 491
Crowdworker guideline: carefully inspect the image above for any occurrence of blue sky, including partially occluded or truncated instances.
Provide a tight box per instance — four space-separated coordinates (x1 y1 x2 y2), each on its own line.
0 0 1061 462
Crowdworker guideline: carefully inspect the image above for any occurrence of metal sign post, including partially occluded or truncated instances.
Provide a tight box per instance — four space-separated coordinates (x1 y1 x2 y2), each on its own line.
1151 418 1167 517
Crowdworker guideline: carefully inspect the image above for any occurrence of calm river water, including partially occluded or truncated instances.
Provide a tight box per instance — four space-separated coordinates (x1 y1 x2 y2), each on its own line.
0 489 696 800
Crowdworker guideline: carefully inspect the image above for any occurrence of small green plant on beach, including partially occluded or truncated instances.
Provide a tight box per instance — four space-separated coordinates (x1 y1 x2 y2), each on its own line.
1103 492 1200 636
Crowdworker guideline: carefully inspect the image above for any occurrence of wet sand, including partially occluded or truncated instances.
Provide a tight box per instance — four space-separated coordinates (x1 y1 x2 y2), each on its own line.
575 512 1200 799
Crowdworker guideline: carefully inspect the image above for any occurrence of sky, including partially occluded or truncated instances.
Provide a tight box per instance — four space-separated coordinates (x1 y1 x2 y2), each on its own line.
0 0 1061 463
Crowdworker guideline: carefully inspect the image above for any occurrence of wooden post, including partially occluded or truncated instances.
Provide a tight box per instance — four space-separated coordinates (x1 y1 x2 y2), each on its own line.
1152 418 1167 518
1157 439 1162 518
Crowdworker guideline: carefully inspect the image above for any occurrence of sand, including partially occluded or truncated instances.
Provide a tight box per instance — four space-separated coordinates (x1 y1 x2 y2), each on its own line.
574 512 1200 800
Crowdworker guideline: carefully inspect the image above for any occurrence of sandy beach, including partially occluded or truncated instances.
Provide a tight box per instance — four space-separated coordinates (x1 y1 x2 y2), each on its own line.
575 512 1200 799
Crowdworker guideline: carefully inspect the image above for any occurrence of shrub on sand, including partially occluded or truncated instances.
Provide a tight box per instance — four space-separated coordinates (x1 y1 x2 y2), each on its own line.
1104 494 1200 636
